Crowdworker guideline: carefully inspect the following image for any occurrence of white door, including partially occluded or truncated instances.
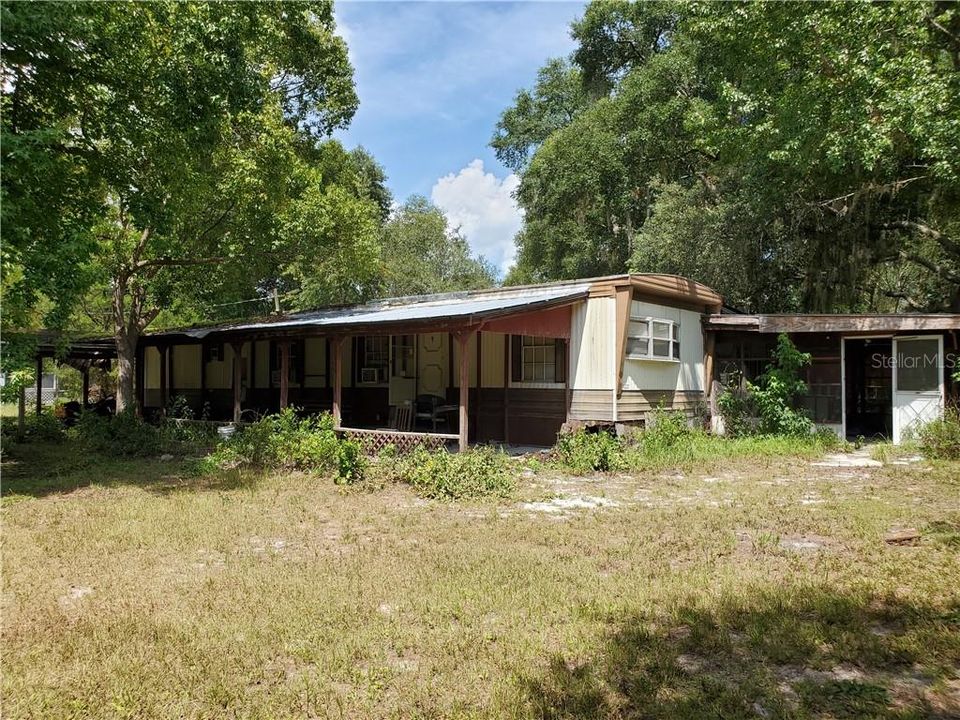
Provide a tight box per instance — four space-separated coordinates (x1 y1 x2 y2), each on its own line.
892 335 944 444
417 333 447 398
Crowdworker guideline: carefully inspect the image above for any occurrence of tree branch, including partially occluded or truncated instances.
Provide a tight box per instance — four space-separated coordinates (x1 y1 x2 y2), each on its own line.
884 220 960 258
899 250 960 285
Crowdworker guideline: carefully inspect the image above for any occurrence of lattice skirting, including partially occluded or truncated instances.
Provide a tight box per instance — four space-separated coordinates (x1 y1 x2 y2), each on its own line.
337 427 456 455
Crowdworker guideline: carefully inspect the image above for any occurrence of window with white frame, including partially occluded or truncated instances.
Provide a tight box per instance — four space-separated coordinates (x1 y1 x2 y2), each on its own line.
626 317 680 360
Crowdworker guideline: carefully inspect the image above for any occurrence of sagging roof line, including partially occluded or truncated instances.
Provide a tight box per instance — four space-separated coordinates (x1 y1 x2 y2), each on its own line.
142 273 723 341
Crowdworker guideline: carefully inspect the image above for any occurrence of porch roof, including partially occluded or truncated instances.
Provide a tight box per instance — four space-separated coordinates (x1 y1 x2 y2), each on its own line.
705 313 960 334
150 281 593 341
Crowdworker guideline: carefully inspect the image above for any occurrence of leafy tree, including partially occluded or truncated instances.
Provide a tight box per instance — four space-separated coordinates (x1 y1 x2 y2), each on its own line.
496 1 960 311
491 58 589 172
376 196 496 298
2 1 374 410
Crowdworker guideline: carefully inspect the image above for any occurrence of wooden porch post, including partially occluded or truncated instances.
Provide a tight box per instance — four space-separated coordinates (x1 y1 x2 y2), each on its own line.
199 344 207 410
279 340 290 410
231 342 243 423
704 330 717 427
503 335 510 444
331 337 342 427
82 367 90 407
35 356 42 416
135 345 144 417
159 345 168 413
703 331 716 399
457 330 474 452
476 332 482 441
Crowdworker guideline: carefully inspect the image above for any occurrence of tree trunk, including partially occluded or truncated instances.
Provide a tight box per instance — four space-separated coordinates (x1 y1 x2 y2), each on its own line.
112 266 141 414
115 329 138 413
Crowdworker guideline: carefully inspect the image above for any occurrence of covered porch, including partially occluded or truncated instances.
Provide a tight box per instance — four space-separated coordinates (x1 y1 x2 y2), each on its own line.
137 283 587 450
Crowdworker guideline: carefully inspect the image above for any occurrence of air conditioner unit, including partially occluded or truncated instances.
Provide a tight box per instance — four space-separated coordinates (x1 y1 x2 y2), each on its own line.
360 367 379 384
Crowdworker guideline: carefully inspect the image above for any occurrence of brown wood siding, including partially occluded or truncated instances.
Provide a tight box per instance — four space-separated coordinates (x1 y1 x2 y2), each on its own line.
474 387 566 446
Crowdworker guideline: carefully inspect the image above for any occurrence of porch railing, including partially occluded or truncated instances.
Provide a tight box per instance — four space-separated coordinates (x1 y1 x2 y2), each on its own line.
336 426 457 454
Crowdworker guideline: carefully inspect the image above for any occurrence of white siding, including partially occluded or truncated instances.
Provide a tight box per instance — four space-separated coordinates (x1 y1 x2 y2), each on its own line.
570 297 615 390
621 300 704 392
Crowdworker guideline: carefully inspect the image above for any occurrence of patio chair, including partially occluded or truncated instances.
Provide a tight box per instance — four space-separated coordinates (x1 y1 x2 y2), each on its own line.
392 404 413 432
414 394 448 432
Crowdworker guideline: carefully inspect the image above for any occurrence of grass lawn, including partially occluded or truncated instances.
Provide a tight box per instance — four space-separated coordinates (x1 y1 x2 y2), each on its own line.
2 440 959 719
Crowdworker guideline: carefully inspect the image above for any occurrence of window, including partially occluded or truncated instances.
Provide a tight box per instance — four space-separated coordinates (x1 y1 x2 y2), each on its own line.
205 343 224 363
511 336 567 384
392 335 415 378
896 338 941 392
626 317 680 361
355 336 389 384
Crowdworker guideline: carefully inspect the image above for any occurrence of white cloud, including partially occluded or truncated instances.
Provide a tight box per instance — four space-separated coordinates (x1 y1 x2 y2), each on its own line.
334 2 581 121
431 159 523 274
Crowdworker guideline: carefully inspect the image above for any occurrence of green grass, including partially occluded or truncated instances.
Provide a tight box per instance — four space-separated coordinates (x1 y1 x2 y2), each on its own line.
2 439 959 719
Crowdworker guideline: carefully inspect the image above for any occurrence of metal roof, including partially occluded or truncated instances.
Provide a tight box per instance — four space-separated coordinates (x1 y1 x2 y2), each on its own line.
157 282 593 340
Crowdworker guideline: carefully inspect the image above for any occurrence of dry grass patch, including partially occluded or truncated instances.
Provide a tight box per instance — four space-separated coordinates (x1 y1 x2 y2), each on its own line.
2 441 959 719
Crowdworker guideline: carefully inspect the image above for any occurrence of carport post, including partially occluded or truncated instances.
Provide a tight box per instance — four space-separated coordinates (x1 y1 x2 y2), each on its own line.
82 367 90 407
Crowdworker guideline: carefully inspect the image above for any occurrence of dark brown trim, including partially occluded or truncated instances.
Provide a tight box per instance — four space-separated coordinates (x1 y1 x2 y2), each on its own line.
135 343 145 415
503 335 510 444
447 333 454 394
332 336 343 426
705 314 960 333
231 342 243 422
279 341 290 410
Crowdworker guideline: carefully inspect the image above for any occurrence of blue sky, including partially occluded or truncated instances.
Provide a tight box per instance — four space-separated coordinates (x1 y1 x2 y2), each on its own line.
333 1 585 272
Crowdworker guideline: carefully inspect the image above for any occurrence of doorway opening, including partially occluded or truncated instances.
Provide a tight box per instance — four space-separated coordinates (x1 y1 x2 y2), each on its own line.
843 338 892 440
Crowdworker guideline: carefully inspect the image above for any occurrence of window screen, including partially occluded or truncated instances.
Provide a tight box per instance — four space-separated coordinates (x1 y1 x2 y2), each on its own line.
896 339 940 392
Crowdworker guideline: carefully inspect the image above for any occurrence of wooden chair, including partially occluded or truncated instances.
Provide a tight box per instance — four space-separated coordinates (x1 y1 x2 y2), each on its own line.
392 404 413 432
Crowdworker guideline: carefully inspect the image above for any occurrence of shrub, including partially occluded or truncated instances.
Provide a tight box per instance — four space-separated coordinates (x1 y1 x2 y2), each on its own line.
555 428 625 474
397 445 515 499
73 409 161 455
718 334 813 438
716 385 757 438
918 408 960 460
1 410 66 444
750 334 814 436
639 409 690 450
203 408 365 483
